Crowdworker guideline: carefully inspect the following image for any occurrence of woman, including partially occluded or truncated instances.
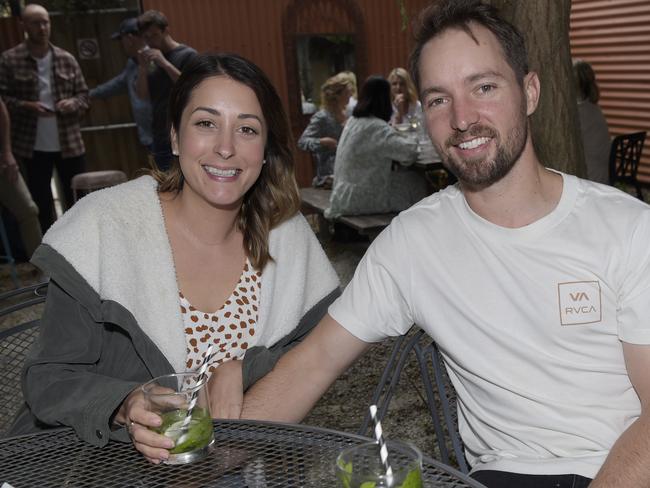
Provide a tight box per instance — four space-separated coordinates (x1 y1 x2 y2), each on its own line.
573 59 610 184
12 54 340 464
298 73 352 188
388 67 422 127
341 70 358 117
326 76 428 219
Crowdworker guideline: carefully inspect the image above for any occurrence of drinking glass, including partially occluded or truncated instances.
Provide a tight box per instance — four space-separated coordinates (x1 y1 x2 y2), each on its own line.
142 372 215 465
336 440 423 488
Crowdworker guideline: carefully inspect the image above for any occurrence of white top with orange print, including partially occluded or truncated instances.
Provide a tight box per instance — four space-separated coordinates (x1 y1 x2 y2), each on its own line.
181 259 261 376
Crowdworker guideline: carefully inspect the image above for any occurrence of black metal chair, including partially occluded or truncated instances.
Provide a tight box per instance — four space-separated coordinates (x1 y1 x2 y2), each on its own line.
359 327 470 473
609 131 647 201
0 281 48 437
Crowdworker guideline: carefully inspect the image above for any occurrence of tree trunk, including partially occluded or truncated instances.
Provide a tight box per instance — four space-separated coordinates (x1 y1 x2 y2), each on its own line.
487 0 585 176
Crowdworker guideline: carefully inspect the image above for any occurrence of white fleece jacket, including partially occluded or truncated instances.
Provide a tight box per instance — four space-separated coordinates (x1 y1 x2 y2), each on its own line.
43 175 340 373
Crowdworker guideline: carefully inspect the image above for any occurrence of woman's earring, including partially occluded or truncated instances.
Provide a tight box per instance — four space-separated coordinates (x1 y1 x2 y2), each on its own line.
262 158 267 165
172 150 179 156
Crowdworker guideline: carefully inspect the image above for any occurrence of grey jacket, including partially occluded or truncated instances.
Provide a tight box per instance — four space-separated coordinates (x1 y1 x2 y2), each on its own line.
10 177 340 447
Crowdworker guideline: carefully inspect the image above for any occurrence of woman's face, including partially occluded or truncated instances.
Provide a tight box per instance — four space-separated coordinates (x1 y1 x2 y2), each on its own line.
337 86 352 108
390 75 407 98
171 75 267 211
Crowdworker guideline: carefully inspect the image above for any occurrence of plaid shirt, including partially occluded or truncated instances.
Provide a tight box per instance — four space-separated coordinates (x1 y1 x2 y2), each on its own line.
0 42 89 159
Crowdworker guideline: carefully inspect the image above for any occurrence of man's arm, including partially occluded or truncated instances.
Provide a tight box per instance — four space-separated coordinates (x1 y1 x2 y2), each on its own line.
89 69 128 100
55 57 89 115
0 98 18 183
143 49 182 82
590 342 650 486
240 314 371 422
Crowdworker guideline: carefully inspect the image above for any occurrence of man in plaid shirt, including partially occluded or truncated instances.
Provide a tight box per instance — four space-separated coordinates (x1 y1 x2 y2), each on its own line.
0 3 89 232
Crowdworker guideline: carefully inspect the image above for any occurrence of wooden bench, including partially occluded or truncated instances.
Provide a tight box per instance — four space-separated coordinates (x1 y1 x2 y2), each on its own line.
300 187 396 240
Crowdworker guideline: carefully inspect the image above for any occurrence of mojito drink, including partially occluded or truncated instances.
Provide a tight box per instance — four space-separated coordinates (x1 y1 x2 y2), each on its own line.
155 407 214 456
336 441 423 488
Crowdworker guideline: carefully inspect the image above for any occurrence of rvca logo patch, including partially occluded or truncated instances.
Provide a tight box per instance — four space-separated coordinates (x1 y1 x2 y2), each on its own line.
557 281 602 325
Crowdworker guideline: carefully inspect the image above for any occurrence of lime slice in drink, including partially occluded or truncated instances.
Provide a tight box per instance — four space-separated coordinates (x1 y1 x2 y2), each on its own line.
156 408 213 454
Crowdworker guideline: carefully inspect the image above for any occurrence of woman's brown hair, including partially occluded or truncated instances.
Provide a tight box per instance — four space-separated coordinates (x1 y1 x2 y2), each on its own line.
151 53 301 270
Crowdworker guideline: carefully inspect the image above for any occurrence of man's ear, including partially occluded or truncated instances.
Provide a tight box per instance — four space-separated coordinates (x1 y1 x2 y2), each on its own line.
524 71 540 116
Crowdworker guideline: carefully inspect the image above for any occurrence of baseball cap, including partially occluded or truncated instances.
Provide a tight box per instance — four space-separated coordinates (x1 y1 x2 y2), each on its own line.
111 18 139 40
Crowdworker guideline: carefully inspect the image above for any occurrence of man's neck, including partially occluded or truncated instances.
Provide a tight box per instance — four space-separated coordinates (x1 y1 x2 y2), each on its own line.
462 143 564 229
160 36 179 53
26 39 49 58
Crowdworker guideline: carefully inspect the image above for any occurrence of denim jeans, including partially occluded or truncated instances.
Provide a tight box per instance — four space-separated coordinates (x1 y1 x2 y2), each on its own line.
471 470 592 488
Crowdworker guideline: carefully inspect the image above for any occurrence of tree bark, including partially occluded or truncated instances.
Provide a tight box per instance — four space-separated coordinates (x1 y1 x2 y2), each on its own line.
487 0 585 176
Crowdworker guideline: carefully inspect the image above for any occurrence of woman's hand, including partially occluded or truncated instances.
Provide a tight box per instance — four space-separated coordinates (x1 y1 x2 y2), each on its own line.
208 359 244 420
319 137 338 150
394 93 408 123
116 387 174 464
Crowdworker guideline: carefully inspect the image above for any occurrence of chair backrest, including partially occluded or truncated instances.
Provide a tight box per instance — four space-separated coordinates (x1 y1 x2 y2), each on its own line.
0 282 48 437
609 131 646 185
359 327 469 473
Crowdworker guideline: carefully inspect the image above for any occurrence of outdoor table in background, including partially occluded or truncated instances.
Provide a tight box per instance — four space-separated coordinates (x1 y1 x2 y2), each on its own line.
0 419 486 487
394 125 454 191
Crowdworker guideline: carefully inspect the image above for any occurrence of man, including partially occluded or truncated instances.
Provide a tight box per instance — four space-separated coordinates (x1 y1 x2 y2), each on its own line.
240 1 650 487
135 10 196 171
0 97 42 260
0 3 89 232
90 17 153 152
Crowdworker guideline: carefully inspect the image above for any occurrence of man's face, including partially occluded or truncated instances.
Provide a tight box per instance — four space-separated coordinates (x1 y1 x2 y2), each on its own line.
418 24 538 189
22 6 51 46
121 34 144 58
141 25 165 50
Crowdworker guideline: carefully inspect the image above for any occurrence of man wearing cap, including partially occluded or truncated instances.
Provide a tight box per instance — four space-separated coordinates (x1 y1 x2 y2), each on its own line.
0 3 88 232
135 10 196 171
90 18 153 152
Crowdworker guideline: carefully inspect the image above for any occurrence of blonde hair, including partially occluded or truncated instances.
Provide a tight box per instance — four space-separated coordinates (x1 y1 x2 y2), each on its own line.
339 70 358 98
151 53 300 271
388 67 418 106
320 73 353 111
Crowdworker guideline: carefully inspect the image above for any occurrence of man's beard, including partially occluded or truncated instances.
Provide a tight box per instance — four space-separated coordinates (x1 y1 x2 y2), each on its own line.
437 116 528 189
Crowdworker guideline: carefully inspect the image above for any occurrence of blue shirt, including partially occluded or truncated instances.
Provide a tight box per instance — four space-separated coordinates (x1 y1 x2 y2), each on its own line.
90 58 152 147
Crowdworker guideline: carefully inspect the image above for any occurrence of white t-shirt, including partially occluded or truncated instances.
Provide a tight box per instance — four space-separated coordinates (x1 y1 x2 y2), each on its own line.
330 172 650 479
33 51 60 152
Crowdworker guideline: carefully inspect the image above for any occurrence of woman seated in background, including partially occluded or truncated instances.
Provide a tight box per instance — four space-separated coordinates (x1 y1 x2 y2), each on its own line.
573 59 610 184
387 67 422 127
341 70 358 117
11 53 340 464
326 75 428 219
298 73 353 188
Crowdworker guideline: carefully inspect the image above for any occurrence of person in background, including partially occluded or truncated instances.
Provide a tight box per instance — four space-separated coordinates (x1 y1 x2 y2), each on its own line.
240 1 650 487
325 75 427 218
11 53 339 465
573 59 610 185
0 97 42 260
388 67 422 127
298 73 352 188
0 3 89 233
136 10 196 171
341 70 358 117
90 18 153 152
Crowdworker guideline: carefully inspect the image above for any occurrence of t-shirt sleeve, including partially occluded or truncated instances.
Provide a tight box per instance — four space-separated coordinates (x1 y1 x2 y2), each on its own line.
328 217 415 342
617 208 650 344
175 47 197 70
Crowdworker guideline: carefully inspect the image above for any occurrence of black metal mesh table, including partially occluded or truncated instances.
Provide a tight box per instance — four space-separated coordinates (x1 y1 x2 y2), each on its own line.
0 420 485 487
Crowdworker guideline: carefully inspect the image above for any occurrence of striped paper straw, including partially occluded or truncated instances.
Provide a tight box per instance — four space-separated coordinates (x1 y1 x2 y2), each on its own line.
181 344 215 428
369 404 393 485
